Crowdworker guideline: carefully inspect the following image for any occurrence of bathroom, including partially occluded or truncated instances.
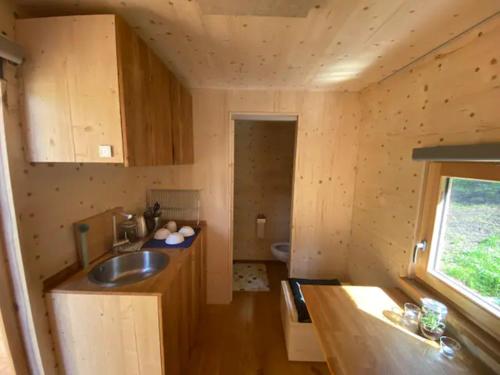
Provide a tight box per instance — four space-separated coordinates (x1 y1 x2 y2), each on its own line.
232 117 296 291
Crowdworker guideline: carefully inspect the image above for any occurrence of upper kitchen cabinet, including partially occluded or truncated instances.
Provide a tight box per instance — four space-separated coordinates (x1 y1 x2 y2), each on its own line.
114 16 173 166
170 78 194 164
16 14 193 166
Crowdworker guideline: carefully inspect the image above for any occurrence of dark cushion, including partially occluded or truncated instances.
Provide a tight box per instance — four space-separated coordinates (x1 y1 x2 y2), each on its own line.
288 278 341 323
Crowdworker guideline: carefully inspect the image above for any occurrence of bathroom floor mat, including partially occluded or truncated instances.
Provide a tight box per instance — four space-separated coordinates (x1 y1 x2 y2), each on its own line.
233 263 270 292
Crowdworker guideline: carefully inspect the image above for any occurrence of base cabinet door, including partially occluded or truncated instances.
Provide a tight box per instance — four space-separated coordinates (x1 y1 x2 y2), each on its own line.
48 293 163 375
162 236 204 374
47 233 205 375
163 276 182 375
190 239 202 348
162 257 192 374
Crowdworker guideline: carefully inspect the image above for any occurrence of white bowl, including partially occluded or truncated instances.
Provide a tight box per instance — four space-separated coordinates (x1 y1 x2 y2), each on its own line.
165 220 177 233
179 226 195 237
154 228 170 240
165 232 184 245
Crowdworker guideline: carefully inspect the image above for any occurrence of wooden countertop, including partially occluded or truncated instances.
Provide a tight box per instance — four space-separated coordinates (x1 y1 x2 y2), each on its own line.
301 285 493 375
50 226 203 296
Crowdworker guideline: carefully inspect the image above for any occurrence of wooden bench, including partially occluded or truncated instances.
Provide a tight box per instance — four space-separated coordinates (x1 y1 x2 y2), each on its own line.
280 280 325 362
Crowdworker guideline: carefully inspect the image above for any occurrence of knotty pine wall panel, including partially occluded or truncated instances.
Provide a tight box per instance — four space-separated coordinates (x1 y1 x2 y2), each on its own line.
2 5 498 374
348 15 500 286
4 6 360 371
3 71 361 373
290 92 361 279
161 89 361 302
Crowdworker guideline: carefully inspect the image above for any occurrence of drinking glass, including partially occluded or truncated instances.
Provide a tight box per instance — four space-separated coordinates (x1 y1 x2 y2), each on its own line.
402 302 420 333
440 336 461 358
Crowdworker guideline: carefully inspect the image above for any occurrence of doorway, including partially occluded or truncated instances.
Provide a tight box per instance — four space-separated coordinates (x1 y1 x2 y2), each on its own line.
229 114 298 294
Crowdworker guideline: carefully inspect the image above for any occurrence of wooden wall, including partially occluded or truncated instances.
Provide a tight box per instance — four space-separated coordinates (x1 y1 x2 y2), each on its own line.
1 5 183 373
131 90 361 305
4 3 356 373
9 4 498 373
3 65 361 375
125 90 360 306
348 15 500 286
7 3 498 373
188 90 361 298
290 92 361 279
233 120 295 260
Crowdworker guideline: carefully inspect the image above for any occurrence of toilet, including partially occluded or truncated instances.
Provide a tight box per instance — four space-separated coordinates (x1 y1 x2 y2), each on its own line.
271 242 290 263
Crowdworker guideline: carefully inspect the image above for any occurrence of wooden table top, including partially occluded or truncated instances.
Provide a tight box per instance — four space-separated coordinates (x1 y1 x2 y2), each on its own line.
301 285 493 375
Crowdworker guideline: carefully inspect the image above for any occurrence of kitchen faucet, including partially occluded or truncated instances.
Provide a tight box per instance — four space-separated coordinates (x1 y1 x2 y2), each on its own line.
112 212 134 254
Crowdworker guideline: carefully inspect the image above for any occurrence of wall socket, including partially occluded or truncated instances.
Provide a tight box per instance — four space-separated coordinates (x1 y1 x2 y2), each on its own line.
98 145 113 158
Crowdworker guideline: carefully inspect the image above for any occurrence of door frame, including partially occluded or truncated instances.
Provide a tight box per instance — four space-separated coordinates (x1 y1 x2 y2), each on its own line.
0 80 42 373
228 112 299 298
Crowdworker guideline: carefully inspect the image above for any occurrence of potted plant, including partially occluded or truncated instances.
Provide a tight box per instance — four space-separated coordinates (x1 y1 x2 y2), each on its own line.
419 298 448 340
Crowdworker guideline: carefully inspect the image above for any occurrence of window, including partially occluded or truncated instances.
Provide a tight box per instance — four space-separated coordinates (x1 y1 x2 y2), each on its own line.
430 176 499 311
415 162 500 333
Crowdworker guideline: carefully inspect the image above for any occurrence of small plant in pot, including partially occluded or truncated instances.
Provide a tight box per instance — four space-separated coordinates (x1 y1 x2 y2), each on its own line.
419 298 448 340
419 311 445 340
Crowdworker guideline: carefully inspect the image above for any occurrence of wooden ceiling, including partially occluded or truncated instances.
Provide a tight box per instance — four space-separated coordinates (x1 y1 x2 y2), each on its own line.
15 0 500 90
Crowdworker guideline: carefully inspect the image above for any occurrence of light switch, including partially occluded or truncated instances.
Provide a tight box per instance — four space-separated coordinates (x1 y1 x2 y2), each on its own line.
98 145 113 158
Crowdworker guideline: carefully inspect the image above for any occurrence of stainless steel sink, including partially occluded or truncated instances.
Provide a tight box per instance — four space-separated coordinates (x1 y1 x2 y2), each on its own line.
88 251 169 287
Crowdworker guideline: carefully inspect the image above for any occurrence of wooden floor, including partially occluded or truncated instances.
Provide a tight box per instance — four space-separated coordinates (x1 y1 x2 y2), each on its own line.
187 261 329 375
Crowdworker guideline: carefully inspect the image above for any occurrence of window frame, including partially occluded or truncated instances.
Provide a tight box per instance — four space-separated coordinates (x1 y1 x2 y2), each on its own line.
415 161 500 337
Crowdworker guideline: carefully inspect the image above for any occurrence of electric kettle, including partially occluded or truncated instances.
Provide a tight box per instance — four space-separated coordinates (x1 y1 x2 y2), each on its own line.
136 215 148 238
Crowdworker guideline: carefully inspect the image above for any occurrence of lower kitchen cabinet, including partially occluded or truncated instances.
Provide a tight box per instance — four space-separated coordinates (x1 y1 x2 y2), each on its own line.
47 229 206 374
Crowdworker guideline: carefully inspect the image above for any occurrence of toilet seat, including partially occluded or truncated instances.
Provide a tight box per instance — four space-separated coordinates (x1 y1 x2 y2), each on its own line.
271 242 290 263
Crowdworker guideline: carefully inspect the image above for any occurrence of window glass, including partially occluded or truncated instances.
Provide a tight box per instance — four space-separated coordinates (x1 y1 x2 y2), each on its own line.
432 177 500 311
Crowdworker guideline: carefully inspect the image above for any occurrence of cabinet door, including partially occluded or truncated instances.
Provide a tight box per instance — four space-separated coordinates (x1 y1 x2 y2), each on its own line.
190 239 202 349
180 255 191 371
163 276 181 375
116 17 174 166
148 50 174 165
162 265 191 375
180 86 194 164
200 230 207 308
17 15 124 163
170 78 194 165
17 18 74 162
69 16 124 163
49 293 163 375
115 17 151 166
